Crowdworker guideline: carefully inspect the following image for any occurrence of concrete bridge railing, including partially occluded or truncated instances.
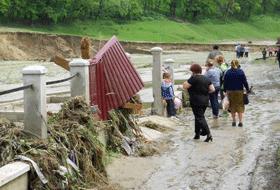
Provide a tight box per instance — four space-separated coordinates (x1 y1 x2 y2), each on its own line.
0 47 180 189
0 162 30 190
0 59 90 190
0 58 89 139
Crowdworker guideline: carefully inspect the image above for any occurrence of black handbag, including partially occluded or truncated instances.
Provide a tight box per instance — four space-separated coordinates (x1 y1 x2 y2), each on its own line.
243 93 249 105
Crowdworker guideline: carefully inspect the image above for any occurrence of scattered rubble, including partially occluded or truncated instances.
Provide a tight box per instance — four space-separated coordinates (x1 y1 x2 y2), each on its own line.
0 97 170 189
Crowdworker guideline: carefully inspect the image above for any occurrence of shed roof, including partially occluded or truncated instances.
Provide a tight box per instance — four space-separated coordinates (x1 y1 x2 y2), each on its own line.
89 36 144 120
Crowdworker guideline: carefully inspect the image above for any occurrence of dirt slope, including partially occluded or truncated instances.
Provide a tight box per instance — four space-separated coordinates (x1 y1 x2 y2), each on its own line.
0 32 275 61
0 32 83 60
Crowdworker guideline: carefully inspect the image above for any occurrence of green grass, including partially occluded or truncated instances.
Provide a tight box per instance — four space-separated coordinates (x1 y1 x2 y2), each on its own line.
1 15 280 43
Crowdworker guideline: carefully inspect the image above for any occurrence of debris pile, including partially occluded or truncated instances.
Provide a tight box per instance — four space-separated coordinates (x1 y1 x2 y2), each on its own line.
0 97 164 189
0 97 112 189
107 106 161 157
107 108 143 155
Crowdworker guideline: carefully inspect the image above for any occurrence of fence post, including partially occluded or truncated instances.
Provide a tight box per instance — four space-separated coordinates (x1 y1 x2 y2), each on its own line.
69 58 90 104
151 47 164 115
164 58 175 84
22 66 47 139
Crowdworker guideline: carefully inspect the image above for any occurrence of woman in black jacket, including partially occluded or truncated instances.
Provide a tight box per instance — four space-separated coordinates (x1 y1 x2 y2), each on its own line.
183 64 215 142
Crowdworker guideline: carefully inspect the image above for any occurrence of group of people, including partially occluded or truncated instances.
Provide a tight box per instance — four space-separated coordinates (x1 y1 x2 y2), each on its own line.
235 44 250 58
161 45 251 143
263 46 280 68
161 44 280 143
262 47 279 60
183 55 249 142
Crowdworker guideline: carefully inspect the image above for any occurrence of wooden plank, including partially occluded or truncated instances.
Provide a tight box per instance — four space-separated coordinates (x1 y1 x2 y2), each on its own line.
51 55 70 71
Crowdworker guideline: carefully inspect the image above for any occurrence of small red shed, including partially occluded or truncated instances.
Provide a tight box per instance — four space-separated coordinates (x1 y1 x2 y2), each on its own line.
89 36 144 120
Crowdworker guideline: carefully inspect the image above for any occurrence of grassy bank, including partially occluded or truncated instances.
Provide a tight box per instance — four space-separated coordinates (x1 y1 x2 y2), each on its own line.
1 15 280 43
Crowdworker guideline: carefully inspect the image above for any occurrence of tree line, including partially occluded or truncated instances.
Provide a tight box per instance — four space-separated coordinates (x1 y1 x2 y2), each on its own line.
0 0 279 24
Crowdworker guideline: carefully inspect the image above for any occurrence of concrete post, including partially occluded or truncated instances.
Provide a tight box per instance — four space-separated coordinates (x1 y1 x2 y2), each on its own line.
151 47 164 115
164 58 175 84
22 65 47 139
69 59 90 104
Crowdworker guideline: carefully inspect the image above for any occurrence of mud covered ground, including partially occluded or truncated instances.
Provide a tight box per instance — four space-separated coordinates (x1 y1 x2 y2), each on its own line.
106 60 280 190
0 51 279 190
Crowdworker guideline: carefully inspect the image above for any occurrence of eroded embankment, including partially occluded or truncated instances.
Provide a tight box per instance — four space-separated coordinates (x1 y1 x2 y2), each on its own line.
0 32 274 61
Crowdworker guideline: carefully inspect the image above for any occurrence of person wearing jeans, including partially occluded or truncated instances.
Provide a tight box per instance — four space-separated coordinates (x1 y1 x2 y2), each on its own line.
205 59 222 118
209 86 220 118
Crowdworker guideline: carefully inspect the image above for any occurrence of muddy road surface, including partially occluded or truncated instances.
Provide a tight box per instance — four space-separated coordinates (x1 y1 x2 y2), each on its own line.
0 51 279 190
107 61 280 190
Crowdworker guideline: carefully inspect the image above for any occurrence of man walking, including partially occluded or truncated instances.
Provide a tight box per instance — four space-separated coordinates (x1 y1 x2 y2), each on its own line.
207 45 223 60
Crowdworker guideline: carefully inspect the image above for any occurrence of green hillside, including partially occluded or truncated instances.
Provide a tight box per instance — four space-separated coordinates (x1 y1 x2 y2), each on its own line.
1 16 280 43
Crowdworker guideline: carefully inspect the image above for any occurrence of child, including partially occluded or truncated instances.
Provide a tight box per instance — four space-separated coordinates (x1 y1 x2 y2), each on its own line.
161 72 176 117
262 48 267 60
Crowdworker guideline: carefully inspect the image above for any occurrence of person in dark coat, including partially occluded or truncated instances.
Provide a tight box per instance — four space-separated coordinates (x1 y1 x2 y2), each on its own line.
183 64 215 142
276 46 280 68
224 60 250 127
262 48 267 60
239 44 245 57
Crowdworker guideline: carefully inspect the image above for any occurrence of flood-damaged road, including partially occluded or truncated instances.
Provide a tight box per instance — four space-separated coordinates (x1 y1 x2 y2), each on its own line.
0 51 279 190
107 61 280 190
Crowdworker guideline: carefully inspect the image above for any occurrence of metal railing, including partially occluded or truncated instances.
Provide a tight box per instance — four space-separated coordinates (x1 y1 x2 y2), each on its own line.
46 73 79 85
0 59 89 139
0 84 33 96
0 73 79 96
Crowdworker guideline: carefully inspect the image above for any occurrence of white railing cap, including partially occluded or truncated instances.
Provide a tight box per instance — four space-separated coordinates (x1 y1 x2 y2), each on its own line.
151 47 163 53
22 65 47 75
0 162 30 186
69 58 90 67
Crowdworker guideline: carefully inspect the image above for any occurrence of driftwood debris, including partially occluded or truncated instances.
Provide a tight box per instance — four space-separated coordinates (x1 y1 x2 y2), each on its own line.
51 37 92 71
50 55 70 71
81 37 91 59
